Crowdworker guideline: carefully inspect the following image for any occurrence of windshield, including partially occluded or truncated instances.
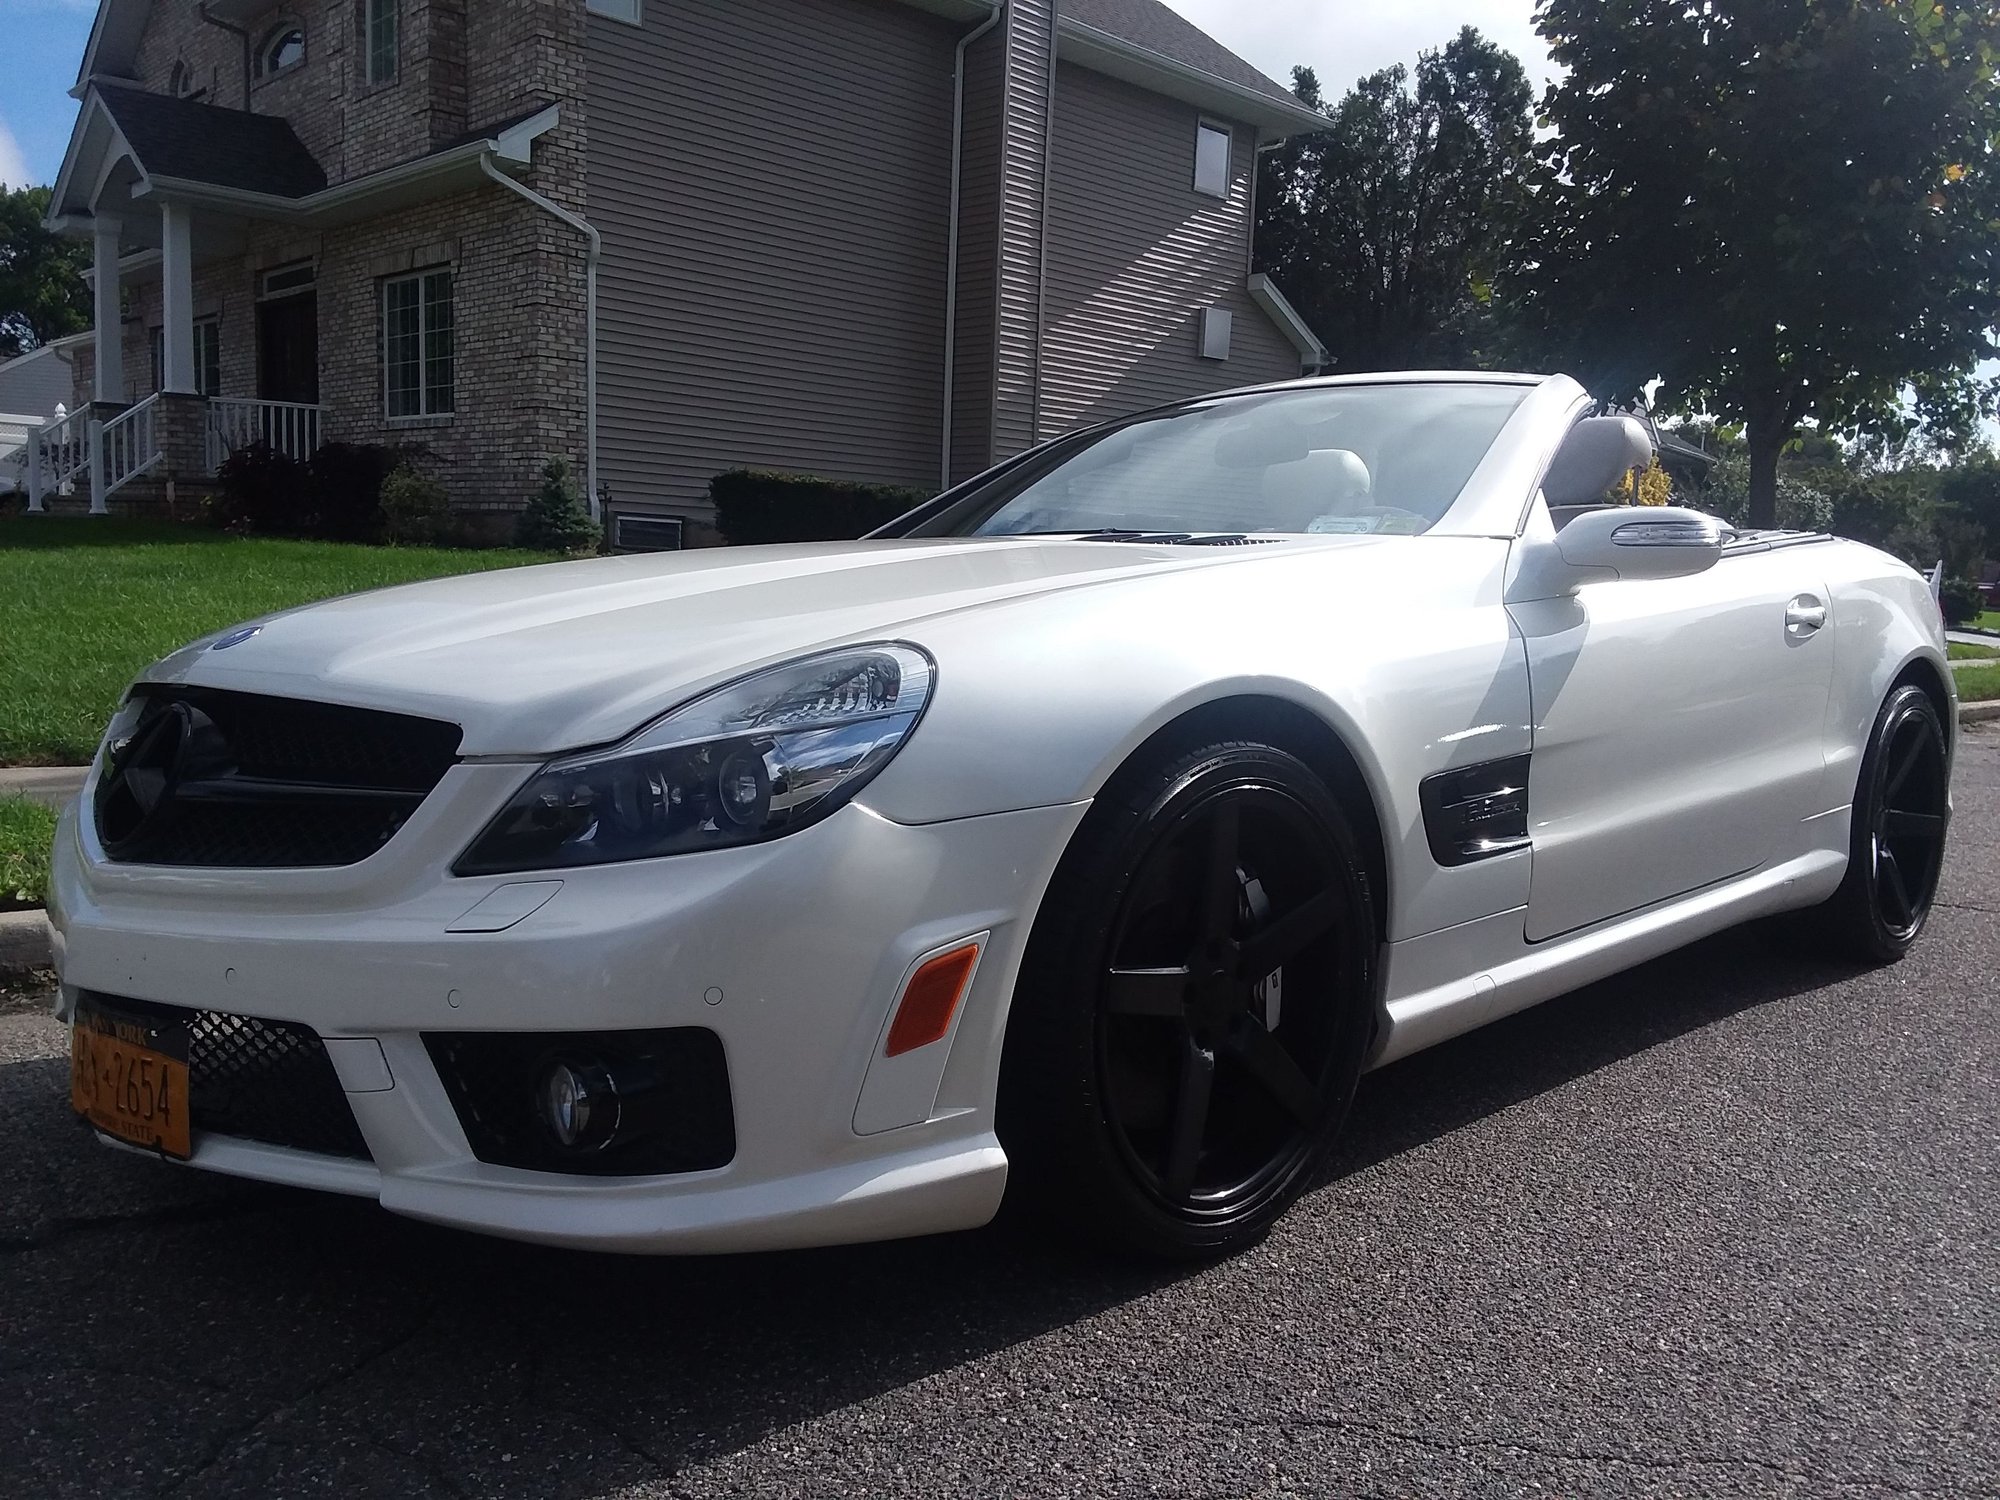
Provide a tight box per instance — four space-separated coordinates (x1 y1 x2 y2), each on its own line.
905 382 1531 539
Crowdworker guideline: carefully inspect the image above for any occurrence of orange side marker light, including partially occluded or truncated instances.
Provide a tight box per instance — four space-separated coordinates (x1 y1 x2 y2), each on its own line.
884 942 982 1058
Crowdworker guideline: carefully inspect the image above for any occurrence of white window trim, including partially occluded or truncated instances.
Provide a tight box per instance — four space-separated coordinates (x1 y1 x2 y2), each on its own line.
585 0 643 24
381 267 455 421
1194 119 1233 199
364 0 399 86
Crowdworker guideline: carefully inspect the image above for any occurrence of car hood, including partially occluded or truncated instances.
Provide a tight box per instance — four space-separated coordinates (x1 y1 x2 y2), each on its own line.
144 536 1379 756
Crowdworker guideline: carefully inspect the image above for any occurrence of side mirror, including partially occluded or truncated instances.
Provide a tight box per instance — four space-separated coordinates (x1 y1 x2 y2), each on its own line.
1555 506 1726 582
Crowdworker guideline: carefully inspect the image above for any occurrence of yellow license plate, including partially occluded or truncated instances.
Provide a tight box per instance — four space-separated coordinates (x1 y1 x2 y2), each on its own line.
70 1001 192 1160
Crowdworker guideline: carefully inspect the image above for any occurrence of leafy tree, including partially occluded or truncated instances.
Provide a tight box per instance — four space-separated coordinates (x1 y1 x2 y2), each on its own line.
0 186 89 360
1255 30 1536 372
1515 0 2000 528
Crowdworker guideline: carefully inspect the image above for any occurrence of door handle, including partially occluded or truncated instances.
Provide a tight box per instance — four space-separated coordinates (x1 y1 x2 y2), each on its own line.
1785 596 1828 638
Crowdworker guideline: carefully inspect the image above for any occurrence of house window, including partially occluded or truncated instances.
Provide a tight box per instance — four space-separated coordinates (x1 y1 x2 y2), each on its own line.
365 0 399 85
586 0 642 24
383 269 455 419
1194 121 1232 198
149 319 222 395
257 23 306 78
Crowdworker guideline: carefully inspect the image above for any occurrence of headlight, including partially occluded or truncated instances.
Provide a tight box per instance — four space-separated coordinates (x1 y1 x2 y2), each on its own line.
455 644 935 875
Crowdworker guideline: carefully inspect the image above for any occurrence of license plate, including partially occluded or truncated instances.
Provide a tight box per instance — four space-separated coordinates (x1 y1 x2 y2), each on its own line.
70 998 192 1160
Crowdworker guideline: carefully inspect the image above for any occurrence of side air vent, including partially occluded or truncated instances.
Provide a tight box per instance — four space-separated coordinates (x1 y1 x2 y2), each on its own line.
1420 754 1532 867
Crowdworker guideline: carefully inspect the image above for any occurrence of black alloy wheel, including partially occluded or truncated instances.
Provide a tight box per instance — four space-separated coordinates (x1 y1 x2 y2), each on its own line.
1000 736 1375 1259
1814 684 1951 964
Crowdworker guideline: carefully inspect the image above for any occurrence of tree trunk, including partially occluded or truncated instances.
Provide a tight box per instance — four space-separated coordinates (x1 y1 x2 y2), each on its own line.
1745 419 1784 530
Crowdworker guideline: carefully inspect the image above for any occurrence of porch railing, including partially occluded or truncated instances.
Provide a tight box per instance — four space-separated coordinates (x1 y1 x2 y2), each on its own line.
206 397 322 471
100 394 164 507
24 405 91 513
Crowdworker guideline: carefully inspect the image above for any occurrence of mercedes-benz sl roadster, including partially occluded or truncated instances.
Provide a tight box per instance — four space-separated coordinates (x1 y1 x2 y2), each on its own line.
49 373 1955 1258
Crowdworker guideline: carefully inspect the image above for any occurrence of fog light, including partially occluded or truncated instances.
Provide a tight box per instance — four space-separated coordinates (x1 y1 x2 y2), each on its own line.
539 1058 619 1150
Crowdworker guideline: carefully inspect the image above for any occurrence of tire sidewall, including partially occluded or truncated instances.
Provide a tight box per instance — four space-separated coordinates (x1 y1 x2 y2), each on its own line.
1001 739 1376 1258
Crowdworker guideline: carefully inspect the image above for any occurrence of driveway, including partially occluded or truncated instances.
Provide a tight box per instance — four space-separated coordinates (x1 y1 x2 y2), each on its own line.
3 729 1996 1499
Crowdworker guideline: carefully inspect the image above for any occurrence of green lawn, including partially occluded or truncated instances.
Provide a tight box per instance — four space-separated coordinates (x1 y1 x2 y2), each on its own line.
0 796 58 910
1959 662 2000 704
1949 641 2000 661
1 518 556 766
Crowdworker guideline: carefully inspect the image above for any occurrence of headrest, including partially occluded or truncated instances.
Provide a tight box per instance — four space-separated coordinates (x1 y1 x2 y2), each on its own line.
1543 415 1653 507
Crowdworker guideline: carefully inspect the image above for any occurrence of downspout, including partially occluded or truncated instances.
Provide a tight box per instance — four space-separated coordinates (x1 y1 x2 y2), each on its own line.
195 5 252 106
479 151 602 523
941 2 1006 491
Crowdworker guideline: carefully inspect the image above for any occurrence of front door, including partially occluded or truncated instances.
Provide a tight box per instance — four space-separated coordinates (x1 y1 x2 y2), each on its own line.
1512 542 1836 942
257 292 318 404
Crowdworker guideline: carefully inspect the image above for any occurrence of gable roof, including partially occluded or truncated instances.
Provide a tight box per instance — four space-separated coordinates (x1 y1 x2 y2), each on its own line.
1061 0 1296 111
93 82 328 199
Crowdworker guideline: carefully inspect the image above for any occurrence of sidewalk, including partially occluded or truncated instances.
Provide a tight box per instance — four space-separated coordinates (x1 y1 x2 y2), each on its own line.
0 766 87 809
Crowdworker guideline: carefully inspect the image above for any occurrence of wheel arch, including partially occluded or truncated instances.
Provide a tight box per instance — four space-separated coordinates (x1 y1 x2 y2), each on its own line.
1891 652 1955 750
1085 693 1393 949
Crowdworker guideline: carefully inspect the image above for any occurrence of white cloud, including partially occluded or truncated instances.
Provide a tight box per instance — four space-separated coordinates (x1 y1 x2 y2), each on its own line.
1159 0 1557 99
0 116 29 191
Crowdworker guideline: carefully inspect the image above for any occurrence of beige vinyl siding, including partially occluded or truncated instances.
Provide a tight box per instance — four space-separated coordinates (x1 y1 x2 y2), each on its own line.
989 0 1056 461
1038 63 1303 443
587 0 959 517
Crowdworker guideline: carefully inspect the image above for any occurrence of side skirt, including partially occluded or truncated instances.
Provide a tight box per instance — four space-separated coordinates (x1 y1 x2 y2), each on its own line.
1368 808 1850 1070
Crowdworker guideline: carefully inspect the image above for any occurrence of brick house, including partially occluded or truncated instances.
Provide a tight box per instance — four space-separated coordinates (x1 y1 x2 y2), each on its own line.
34 0 1328 543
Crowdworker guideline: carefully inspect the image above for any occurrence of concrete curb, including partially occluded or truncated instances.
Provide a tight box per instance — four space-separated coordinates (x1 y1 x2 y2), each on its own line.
0 765 88 809
1962 700 2000 726
0 909 53 976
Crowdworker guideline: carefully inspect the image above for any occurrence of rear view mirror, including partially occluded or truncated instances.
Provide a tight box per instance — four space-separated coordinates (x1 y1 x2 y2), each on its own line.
1555 506 1725 582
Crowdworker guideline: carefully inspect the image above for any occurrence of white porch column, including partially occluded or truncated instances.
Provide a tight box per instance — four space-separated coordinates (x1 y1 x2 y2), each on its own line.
92 215 125 403
160 201 196 394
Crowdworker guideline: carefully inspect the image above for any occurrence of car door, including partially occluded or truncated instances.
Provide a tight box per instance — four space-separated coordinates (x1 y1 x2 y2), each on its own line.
1510 522 1835 943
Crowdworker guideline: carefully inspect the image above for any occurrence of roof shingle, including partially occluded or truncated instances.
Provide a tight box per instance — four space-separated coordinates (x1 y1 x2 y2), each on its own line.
96 82 328 199
1059 0 1299 109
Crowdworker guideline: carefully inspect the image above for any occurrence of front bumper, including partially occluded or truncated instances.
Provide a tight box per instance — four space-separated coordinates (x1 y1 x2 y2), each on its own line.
50 764 1086 1253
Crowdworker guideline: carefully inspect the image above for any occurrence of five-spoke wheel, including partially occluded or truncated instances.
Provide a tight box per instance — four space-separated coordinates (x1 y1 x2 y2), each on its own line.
1810 684 1951 963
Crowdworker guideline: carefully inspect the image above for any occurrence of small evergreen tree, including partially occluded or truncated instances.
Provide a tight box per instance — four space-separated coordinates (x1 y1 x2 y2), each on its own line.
514 456 600 554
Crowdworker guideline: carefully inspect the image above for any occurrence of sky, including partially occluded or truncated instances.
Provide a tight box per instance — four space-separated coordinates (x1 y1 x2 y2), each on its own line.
0 0 1553 190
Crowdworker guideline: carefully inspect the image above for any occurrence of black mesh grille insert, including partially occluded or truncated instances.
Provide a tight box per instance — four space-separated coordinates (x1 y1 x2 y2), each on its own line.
88 994 371 1160
96 686 461 868
424 1029 735 1177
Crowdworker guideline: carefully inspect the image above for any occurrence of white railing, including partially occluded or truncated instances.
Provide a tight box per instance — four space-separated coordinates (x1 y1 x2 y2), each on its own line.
99 394 164 507
205 397 322 471
25 405 91 514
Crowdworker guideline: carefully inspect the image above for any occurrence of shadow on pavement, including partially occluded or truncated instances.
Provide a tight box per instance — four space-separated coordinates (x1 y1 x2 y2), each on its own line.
0 922 1865 1496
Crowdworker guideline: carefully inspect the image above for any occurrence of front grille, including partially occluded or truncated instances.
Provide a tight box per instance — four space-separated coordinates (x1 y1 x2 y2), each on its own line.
97 686 461 868
425 1029 736 1177
90 994 371 1160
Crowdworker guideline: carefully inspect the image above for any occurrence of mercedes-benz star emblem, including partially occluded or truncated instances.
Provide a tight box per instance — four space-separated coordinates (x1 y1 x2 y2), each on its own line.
97 703 196 853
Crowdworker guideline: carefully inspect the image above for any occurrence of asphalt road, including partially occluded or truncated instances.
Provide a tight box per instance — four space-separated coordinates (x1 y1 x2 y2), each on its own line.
4 729 1996 1500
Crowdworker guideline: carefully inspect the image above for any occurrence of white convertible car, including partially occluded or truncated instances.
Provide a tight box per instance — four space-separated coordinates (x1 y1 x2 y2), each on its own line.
50 373 1955 1259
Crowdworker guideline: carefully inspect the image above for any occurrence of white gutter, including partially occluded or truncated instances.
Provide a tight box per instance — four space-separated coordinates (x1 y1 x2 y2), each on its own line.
478 152 603 524
1248 273 1328 372
941 1 1005 490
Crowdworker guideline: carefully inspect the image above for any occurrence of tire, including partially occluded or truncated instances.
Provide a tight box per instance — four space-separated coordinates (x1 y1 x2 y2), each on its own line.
997 735 1376 1260
1808 684 1952 964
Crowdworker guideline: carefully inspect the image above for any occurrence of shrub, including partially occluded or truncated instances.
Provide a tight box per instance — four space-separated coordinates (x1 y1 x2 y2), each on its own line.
514 456 600 554
209 439 407 541
307 442 403 542
1940 576 1983 627
709 469 932 546
1700 455 1832 532
379 463 451 545
209 440 308 534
